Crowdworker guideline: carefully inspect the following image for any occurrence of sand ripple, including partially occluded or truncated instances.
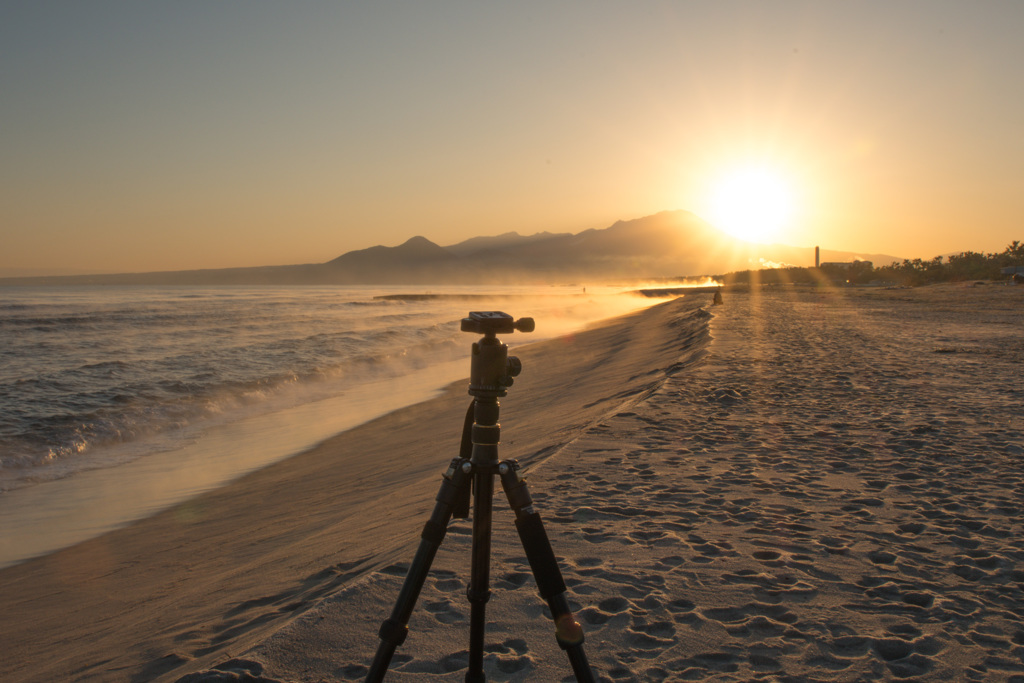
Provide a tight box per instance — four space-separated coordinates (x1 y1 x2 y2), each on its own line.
239 285 1024 681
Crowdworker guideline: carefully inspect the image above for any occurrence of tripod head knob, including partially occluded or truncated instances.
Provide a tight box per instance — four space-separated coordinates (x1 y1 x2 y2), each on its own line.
514 317 535 333
506 356 522 378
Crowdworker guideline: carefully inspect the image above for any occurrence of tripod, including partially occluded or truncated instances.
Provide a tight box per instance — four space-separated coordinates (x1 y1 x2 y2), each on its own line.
366 312 595 682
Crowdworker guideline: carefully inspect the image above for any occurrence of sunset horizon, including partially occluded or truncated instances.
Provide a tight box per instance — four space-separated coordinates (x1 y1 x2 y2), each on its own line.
4 2 1022 277
0 207 909 279
0 208 916 285
3 7 1023 679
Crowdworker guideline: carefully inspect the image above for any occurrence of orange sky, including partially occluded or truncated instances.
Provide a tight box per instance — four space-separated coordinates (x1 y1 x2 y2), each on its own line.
2 2 1022 276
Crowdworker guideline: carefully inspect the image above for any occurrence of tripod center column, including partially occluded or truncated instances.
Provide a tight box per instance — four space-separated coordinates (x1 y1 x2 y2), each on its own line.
465 335 508 681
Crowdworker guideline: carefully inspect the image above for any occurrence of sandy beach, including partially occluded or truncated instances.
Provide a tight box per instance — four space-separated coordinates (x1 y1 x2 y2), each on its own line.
3 284 1023 682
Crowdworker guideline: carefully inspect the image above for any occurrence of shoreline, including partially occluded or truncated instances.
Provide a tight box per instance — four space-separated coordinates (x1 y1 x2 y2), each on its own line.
0 296 712 682
0 287 665 569
0 357 470 569
244 283 1023 682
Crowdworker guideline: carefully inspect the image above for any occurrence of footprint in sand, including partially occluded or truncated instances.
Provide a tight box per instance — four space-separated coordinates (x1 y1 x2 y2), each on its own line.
493 571 531 590
870 636 938 678
482 638 534 676
627 529 671 545
393 650 471 675
700 602 799 627
816 535 852 555
423 598 465 624
626 619 677 653
665 650 741 675
430 568 465 592
896 521 927 535
751 549 783 564
578 596 632 627
725 614 789 638
867 549 898 565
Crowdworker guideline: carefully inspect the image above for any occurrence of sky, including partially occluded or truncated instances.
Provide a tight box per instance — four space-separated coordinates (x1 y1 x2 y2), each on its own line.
2 1 1022 276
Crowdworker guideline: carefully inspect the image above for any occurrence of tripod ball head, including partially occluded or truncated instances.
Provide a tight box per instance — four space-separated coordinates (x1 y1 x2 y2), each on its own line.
463 312 532 397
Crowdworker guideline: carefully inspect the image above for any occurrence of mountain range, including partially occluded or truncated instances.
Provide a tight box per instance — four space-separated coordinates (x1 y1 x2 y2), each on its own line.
1 211 902 286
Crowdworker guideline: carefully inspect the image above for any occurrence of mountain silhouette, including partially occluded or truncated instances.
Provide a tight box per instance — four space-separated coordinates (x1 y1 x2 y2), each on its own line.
444 231 572 257
0 210 903 285
325 235 458 280
328 236 455 267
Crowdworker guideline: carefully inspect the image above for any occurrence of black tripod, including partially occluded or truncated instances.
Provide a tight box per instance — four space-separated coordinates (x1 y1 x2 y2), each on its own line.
366 312 595 682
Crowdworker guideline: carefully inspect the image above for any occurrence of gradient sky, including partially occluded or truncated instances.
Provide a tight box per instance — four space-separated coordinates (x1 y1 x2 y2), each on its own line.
2 1 1022 276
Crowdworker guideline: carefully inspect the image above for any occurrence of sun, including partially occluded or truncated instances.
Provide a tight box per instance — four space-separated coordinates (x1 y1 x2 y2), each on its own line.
706 166 795 243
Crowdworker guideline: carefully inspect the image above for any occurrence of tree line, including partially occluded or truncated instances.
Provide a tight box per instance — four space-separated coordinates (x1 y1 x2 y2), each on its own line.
713 240 1024 287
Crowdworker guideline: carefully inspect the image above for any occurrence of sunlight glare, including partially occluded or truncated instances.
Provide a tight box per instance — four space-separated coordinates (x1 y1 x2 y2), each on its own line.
707 166 795 243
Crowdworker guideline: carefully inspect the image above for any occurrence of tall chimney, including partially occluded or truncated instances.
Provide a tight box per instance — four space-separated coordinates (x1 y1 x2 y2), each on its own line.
815 246 820 268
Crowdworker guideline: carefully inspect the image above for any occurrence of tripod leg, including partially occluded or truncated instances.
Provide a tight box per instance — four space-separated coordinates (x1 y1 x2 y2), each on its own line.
498 461 596 683
366 458 472 683
465 395 500 682
466 465 494 683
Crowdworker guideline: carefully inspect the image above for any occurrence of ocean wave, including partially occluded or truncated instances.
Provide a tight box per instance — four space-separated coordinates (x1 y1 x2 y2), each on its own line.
0 285 638 488
79 360 131 371
338 299 395 307
1 336 464 478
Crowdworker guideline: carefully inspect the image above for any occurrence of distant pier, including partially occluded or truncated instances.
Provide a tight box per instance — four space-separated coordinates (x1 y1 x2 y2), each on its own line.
373 293 587 301
633 285 726 297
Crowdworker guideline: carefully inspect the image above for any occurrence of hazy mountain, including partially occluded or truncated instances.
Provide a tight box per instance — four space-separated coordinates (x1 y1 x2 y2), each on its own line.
444 231 572 257
318 235 459 283
449 211 902 280
327 236 456 268
0 210 904 286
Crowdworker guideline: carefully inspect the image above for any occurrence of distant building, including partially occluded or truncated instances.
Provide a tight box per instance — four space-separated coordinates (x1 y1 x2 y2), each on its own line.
1000 265 1024 275
820 260 873 270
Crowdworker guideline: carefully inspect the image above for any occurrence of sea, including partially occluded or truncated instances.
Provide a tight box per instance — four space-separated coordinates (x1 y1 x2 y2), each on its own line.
0 283 659 566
